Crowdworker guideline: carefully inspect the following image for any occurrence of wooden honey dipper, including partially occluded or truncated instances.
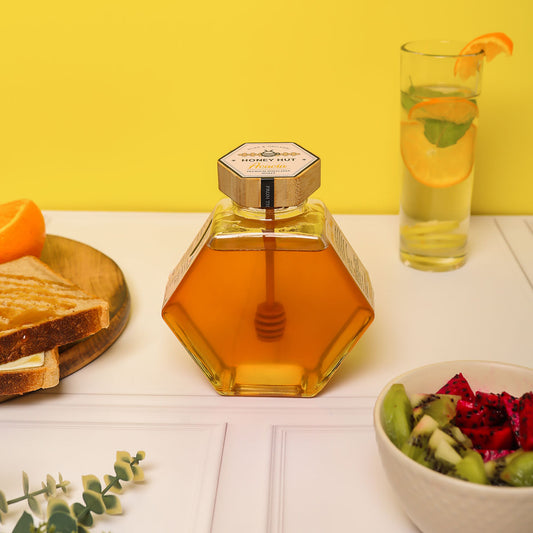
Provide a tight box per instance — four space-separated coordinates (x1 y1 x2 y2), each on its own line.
254 208 286 341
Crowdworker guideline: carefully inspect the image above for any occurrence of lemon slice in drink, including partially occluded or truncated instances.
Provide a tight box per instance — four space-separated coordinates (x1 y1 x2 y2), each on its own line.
401 121 477 188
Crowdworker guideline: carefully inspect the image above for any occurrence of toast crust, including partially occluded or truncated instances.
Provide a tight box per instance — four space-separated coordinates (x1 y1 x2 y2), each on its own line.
0 308 108 363
0 348 59 395
0 256 109 364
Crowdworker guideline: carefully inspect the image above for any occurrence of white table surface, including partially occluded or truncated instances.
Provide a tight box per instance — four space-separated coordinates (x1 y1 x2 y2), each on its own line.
1 211 532 532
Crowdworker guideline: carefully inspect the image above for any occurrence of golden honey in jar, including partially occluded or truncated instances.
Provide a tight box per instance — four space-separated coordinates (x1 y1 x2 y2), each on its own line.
162 142 374 397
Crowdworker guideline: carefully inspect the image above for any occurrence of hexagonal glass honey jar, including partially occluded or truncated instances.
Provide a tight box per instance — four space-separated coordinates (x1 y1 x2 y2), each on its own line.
162 142 374 397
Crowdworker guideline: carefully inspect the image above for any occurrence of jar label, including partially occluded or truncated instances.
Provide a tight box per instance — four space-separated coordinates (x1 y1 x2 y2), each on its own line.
219 142 318 178
162 214 213 307
326 212 375 309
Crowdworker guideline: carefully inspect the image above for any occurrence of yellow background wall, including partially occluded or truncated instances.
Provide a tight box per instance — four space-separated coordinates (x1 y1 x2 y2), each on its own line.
1 1 531 214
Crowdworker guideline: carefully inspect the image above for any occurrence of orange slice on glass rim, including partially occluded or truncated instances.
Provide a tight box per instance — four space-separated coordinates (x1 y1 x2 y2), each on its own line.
401 121 477 188
408 97 478 124
454 32 513 80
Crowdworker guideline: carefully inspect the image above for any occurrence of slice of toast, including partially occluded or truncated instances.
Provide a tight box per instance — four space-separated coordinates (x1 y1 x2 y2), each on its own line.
0 348 59 396
0 256 109 364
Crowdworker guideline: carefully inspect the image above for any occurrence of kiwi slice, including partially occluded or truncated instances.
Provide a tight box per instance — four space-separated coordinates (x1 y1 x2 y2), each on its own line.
433 438 462 468
499 451 533 487
402 441 432 467
485 450 525 484
453 450 489 485
428 428 458 451
411 393 461 426
382 383 413 449
448 425 473 448
401 414 439 467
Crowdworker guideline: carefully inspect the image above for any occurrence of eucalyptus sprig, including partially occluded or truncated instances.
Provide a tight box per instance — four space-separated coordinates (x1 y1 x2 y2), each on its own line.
2 450 145 533
0 474 69 523
70 451 145 531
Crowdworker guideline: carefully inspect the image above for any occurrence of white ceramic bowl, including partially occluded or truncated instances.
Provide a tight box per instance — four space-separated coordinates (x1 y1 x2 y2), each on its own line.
374 360 533 533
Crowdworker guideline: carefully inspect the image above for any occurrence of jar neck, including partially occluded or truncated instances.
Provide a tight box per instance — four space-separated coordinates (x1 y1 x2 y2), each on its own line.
232 201 309 221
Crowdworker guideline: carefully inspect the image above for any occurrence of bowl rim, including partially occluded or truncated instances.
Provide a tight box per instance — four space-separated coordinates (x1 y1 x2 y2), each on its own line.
374 359 533 494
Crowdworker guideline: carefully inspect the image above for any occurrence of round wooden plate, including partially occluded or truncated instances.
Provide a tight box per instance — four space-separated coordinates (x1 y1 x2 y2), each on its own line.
40 235 131 379
0 236 130 403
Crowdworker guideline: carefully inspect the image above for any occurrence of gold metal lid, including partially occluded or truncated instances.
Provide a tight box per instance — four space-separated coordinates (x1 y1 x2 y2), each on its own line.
217 142 321 208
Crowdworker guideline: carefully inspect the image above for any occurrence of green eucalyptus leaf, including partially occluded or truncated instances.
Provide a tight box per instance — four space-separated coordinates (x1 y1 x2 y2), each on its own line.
116 451 132 463
47 511 78 533
58 473 69 494
81 474 102 493
12 510 34 533
77 524 91 533
77 511 94 528
82 489 105 514
70 502 87 516
70 502 85 517
22 472 29 495
48 497 72 517
103 474 123 494
135 451 146 462
132 465 144 482
0 489 8 513
46 474 57 497
103 494 122 515
71 502 93 527
114 461 133 482
28 495 42 516
423 118 473 148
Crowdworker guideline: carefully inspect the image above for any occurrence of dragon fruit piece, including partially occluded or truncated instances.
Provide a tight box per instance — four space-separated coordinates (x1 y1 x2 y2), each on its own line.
501 391 521 444
455 399 507 428
518 392 533 451
485 407 507 426
437 372 475 402
479 449 515 462
455 400 488 428
462 422 517 450
475 391 505 410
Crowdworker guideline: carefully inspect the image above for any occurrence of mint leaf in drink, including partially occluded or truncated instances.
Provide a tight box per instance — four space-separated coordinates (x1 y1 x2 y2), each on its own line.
423 119 473 148
401 91 419 112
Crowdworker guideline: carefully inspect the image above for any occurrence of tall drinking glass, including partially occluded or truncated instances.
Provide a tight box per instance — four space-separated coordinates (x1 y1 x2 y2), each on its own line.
399 40 484 271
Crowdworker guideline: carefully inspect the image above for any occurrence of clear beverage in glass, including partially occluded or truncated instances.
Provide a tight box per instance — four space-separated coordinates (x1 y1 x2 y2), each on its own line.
399 40 484 271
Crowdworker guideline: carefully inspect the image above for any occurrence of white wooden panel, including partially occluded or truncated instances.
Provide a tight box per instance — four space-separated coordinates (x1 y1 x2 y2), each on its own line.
210 423 274 532
495 216 533 289
0 399 226 532
268 425 414 533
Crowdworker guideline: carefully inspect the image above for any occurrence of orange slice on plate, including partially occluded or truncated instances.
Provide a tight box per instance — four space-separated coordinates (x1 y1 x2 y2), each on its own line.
409 97 478 124
401 121 477 188
455 32 513 80
0 199 46 264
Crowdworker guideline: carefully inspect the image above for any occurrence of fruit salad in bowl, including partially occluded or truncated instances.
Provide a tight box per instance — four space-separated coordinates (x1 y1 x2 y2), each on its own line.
374 360 533 533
